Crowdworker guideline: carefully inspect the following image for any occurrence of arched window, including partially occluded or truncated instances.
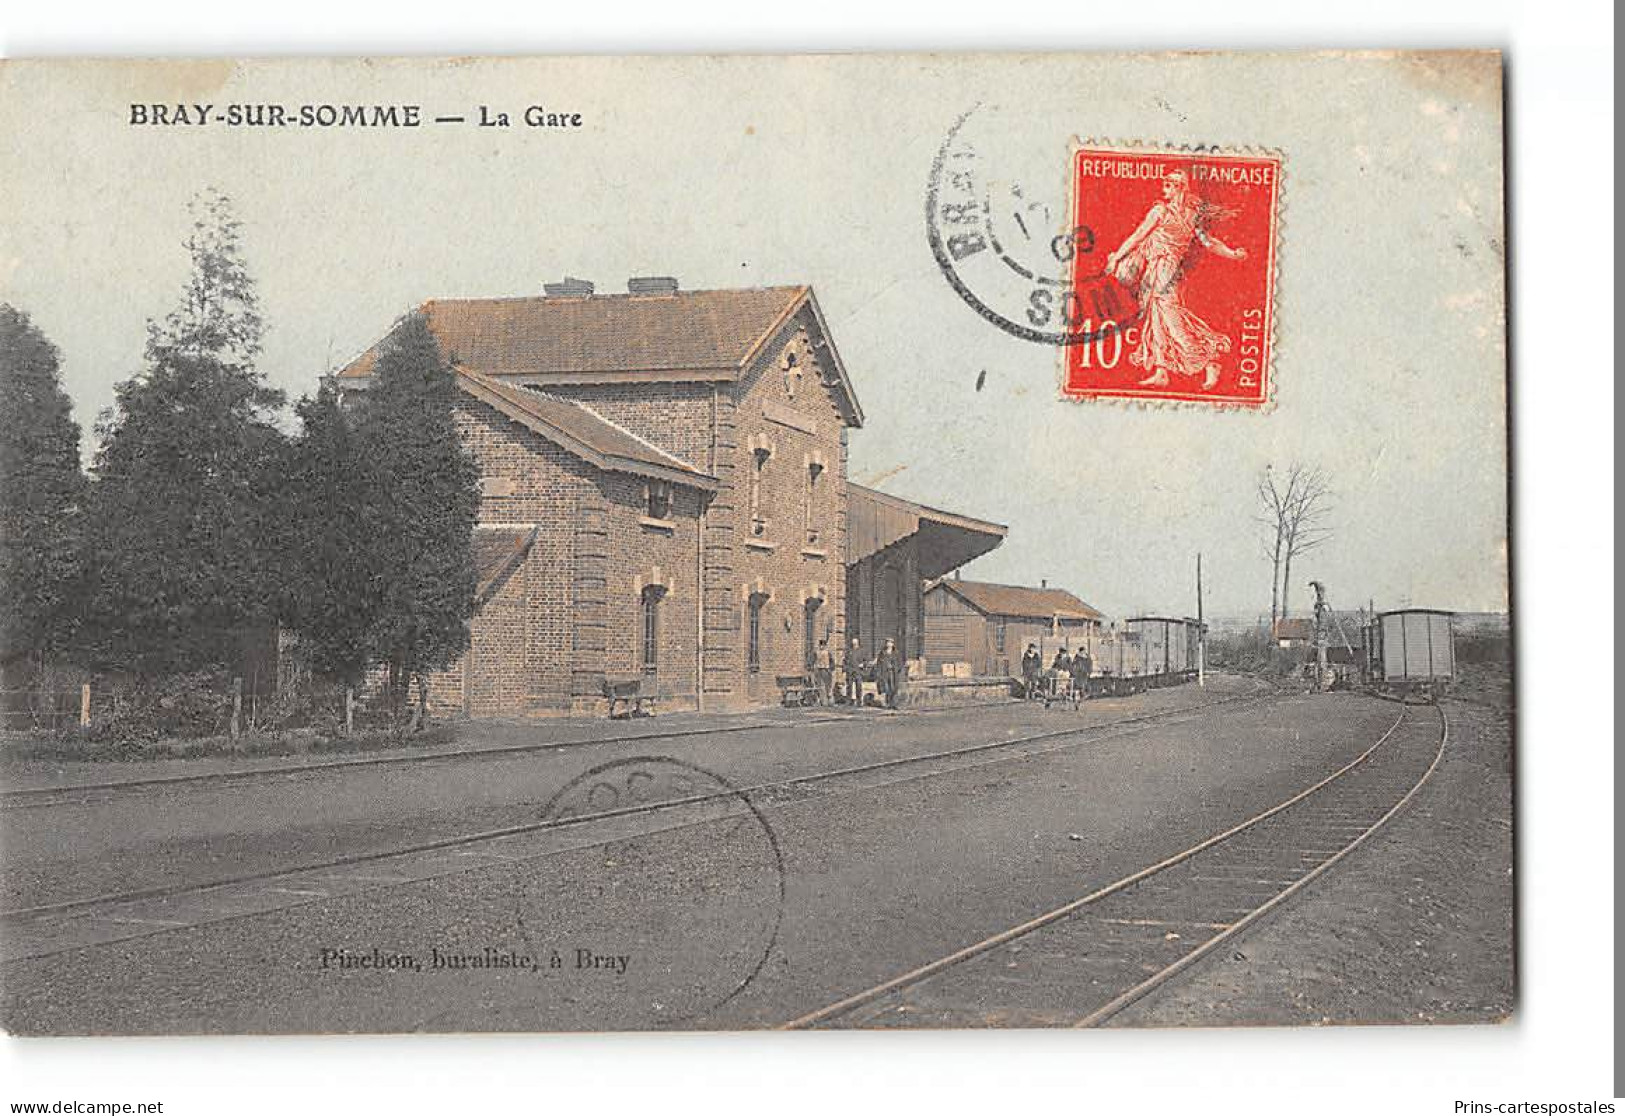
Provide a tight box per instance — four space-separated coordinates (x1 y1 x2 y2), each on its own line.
803 596 822 671
750 446 771 536
805 460 823 545
640 586 664 676
746 593 767 674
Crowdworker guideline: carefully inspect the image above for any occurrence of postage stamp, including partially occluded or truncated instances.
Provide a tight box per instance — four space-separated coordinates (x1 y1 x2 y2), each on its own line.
1061 144 1283 408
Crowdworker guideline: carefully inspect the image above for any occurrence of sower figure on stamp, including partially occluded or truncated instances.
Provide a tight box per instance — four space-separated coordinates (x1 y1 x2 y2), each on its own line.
875 638 902 710
1105 168 1248 390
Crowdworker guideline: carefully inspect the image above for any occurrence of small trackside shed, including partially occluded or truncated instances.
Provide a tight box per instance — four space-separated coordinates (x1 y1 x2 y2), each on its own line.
923 579 1105 678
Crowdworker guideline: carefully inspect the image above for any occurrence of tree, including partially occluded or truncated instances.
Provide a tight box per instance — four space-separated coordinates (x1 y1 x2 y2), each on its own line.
355 312 478 725
0 306 85 664
1257 463 1334 631
79 190 286 676
146 187 264 373
277 378 384 690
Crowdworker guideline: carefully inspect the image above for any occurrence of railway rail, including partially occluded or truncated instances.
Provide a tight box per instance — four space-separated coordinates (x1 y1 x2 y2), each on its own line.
0 679 1251 811
1 684 1278 963
0 711 848 810
782 698 1450 1029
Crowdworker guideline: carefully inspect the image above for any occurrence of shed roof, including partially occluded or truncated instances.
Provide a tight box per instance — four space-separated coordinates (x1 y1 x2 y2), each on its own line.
847 484 1007 579
932 579 1104 622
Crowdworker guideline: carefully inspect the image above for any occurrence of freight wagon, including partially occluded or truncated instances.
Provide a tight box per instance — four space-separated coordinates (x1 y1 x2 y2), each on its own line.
1362 608 1455 699
1124 617 1203 685
1032 615 1204 700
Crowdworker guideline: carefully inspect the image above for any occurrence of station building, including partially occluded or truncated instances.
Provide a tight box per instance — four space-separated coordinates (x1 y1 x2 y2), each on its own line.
338 279 1004 717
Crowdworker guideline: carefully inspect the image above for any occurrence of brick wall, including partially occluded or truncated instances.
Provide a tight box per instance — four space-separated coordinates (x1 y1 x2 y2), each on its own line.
596 471 704 711
403 307 858 719
550 381 715 471
424 396 716 718
722 317 850 707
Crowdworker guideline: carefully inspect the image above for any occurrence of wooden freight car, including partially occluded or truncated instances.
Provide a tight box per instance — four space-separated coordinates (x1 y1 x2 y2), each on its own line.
1363 608 1455 699
1123 617 1203 686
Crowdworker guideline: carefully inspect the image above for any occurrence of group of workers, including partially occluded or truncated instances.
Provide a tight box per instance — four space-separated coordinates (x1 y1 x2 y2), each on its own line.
801 637 1096 711
808 636 904 709
1019 642 1094 704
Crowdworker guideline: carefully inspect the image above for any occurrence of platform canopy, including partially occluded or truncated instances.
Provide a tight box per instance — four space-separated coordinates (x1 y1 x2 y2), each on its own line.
847 484 1007 578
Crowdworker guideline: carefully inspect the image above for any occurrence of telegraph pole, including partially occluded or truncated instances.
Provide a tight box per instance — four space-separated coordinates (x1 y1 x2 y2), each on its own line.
1196 552 1206 687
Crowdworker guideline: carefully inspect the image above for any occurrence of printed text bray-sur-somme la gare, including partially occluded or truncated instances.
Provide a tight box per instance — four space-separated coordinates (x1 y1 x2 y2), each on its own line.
128 103 582 129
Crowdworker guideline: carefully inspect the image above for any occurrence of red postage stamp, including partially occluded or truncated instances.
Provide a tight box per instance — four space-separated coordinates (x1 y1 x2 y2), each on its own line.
1062 144 1282 408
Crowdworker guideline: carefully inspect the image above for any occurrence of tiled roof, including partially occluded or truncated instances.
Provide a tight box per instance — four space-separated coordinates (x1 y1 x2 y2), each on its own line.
937 579 1104 622
457 370 717 491
474 526 539 604
341 287 809 380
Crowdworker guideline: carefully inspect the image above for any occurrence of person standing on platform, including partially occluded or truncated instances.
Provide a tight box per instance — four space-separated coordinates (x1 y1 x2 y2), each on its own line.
843 637 864 706
876 638 902 710
1021 643 1043 700
1069 645 1093 707
814 638 836 706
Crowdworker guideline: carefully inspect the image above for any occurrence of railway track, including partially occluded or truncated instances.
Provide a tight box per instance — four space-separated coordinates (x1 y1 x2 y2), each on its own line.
0 712 849 810
782 698 1450 1029
0 681 1256 811
0 685 1279 963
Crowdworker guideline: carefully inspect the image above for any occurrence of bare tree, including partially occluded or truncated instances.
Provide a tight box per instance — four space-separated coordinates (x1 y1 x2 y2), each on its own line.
1257 464 1334 632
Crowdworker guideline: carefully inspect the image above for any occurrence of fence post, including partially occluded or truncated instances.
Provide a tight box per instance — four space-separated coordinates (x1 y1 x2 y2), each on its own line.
231 677 243 739
80 683 91 729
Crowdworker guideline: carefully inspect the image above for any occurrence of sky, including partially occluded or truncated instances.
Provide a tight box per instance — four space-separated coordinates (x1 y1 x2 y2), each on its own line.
0 53 1509 621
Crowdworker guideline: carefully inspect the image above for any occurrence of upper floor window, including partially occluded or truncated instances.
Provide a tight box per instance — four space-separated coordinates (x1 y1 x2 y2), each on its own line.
646 480 672 521
804 461 823 545
750 446 771 537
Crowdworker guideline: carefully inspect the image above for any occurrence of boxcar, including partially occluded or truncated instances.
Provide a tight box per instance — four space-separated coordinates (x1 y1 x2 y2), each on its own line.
1124 617 1198 686
1366 608 1455 697
1069 628 1147 696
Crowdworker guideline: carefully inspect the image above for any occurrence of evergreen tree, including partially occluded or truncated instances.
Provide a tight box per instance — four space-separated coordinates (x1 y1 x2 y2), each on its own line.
0 306 85 663
279 378 383 689
355 312 478 720
80 190 286 676
146 187 265 373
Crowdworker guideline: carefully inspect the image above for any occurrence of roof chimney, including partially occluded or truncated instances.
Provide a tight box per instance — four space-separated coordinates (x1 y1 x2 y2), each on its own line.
543 276 595 297
627 276 679 296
